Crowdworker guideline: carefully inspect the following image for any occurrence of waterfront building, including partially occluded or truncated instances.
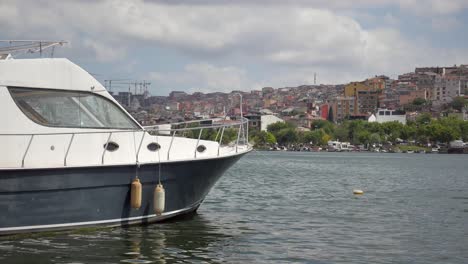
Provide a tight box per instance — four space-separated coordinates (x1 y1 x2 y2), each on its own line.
357 90 379 115
245 115 261 131
432 75 461 106
344 82 380 117
320 104 329 120
244 114 284 132
399 89 428 105
370 109 407 124
330 97 355 121
260 115 284 131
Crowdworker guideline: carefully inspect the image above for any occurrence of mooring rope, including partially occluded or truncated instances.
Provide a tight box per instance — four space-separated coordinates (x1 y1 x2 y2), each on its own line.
132 131 139 179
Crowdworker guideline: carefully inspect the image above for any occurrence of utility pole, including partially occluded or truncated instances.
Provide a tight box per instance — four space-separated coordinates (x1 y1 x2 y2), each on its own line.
459 69 462 96
128 86 131 107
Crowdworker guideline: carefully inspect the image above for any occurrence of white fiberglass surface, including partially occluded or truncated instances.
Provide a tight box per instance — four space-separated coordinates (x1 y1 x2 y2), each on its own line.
0 130 248 169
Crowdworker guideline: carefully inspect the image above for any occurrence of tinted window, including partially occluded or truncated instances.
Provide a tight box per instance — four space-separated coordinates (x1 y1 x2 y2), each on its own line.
9 87 138 129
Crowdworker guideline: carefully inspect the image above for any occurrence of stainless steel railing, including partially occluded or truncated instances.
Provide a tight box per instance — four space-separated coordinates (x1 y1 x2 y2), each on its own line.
0 117 250 168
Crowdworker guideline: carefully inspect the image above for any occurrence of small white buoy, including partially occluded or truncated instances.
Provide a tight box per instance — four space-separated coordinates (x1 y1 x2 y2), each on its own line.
154 183 165 215
353 189 364 195
130 178 142 209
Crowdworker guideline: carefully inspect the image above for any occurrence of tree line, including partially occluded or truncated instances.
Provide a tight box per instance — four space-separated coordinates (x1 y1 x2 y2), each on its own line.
250 114 468 148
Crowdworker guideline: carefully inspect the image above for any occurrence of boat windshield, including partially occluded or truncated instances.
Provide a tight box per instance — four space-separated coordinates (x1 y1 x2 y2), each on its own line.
8 87 139 129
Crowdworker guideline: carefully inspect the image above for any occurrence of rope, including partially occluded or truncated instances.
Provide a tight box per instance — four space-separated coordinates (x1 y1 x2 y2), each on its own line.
252 149 336 198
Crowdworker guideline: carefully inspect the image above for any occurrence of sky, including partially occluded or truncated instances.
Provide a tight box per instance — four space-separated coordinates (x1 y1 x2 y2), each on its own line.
1 0 468 95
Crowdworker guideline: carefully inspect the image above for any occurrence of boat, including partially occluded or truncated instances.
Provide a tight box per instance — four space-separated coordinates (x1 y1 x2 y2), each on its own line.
447 140 465 154
327 140 351 152
0 41 251 235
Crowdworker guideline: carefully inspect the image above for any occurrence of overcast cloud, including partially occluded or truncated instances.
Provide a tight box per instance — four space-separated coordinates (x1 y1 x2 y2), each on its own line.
1 0 468 95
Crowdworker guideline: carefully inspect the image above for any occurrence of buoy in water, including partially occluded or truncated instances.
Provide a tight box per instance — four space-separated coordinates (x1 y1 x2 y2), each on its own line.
353 189 364 195
154 183 165 215
130 178 142 209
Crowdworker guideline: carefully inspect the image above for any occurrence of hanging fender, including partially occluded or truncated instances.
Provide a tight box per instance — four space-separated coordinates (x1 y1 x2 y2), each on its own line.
154 183 165 215
130 178 142 209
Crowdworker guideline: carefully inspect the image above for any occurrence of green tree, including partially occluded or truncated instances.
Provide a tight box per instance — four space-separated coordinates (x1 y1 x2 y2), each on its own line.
251 130 277 147
220 128 238 145
265 132 277 145
413 98 427 106
381 121 404 143
276 128 298 145
416 113 432 125
426 120 460 143
267 121 294 134
369 133 381 145
460 121 468 141
415 125 429 144
401 124 417 141
348 120 365 143
321 133 331 145
364 122 384 135
327 107 334 122
450 96 467 111
302 130 325 145
333 125 349 142
312 120 335 135
353 129 370 145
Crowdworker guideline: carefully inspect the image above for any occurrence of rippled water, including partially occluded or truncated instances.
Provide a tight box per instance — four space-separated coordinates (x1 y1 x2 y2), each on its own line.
1 152 467 263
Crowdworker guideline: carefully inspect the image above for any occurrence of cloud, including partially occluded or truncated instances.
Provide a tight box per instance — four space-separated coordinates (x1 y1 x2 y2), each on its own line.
154 0 468 15
398 0 468 16
1 0 467 94
431 17 461 31
83 39 126 62
148 63 252 94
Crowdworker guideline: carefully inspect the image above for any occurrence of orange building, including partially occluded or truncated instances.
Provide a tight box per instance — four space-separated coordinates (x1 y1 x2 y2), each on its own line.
343 81 380 116
399 90 428 105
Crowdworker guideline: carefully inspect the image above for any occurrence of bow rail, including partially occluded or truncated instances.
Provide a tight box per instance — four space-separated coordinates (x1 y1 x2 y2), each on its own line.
0 117 250 168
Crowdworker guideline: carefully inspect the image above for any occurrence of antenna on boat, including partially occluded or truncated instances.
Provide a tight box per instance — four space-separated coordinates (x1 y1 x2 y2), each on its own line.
0 40 67 58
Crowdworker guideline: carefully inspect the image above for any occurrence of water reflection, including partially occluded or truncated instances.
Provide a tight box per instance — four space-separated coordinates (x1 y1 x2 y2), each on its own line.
0 213 231 263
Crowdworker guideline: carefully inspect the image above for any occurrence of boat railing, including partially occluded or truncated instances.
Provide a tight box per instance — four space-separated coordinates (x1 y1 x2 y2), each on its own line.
0 40 67 58
144 117 249 160
0 117 249 168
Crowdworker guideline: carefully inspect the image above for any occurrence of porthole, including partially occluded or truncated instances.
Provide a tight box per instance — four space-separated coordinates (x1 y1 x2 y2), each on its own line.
147 142 161 152
104 141 119 152
196 145 207 153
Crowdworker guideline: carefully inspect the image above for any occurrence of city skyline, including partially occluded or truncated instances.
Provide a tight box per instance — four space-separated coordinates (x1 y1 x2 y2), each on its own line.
2 0 468 95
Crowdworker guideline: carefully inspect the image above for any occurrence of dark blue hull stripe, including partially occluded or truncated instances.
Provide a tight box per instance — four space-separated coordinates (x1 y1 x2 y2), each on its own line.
0 153 245 234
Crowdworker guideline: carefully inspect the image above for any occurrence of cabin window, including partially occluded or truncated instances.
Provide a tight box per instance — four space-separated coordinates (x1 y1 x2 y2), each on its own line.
8 87 139 129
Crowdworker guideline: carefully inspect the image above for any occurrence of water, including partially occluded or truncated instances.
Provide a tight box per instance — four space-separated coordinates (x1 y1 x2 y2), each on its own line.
1 152 467 263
